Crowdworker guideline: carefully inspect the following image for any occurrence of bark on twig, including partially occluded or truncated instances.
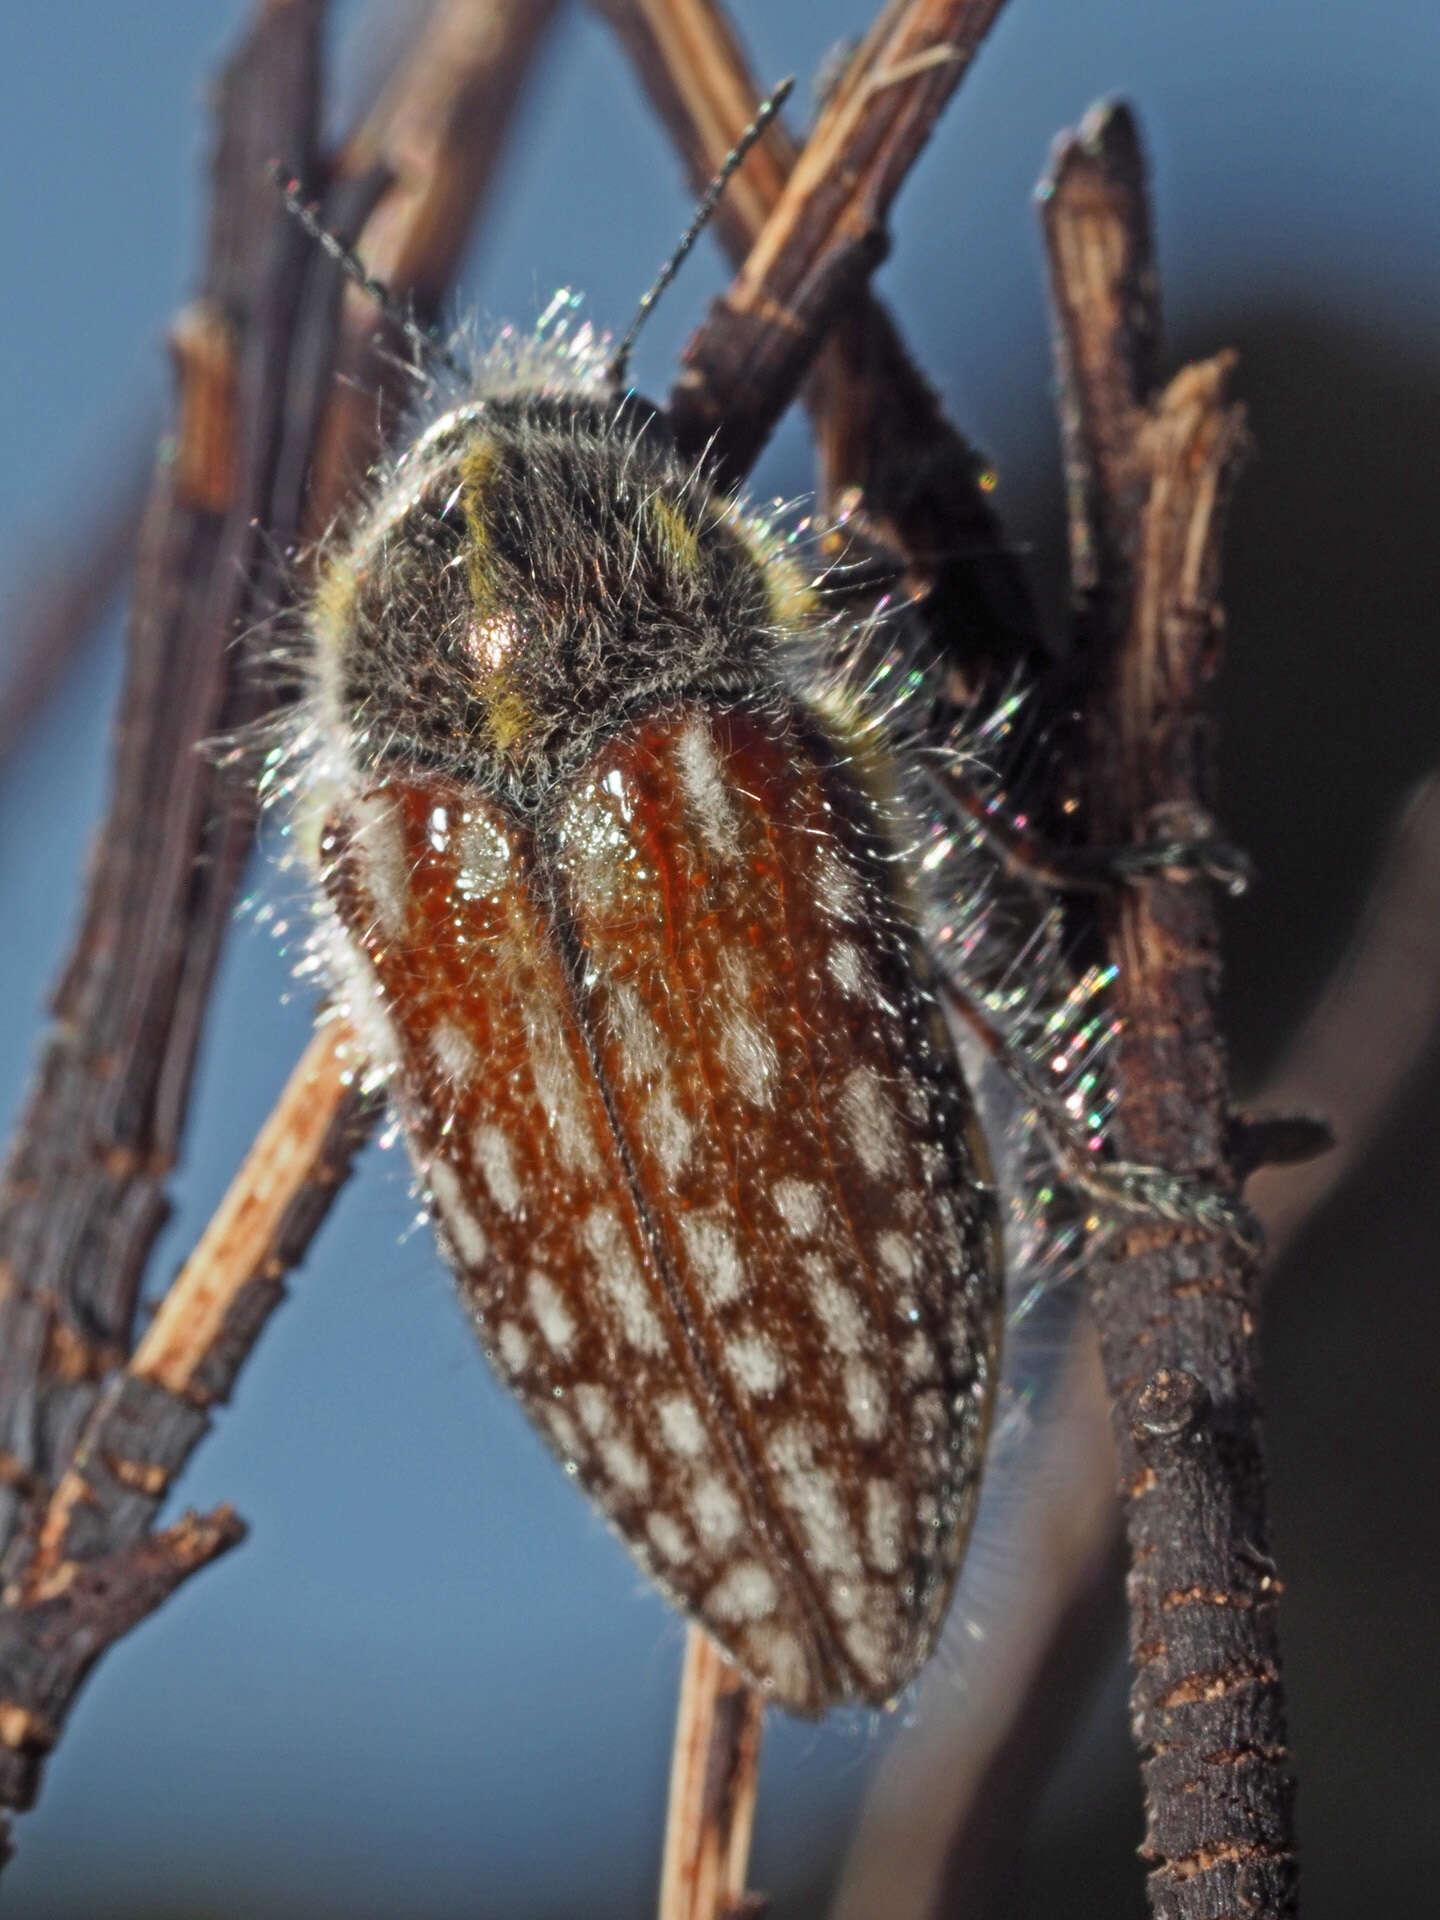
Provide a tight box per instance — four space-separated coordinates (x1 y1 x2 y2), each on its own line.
666 0 1012 487
1042 101 1297 1918
0 1027 371 1821
0 0 561 1859
0 0 328 1598
304 0 562 519
594 0 1044 756
660 1626 767 1920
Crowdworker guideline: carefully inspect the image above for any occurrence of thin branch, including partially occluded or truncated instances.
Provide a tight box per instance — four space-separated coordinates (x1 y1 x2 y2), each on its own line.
0 0 562 1856
659 1626 767 1920
0 0 329 1581
1042 101 1296 1919
596 4 1045 1904
305 0 563 516
0 1027 371 1827
594 0 1044 745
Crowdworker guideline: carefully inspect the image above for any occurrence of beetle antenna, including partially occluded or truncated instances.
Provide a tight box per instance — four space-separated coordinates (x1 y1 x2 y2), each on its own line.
605 76 794 391
269 161 468 383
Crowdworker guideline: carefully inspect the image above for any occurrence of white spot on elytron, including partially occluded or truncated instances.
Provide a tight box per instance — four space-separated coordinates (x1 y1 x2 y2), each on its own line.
474 1124 522 1215
574 1383 615 1438
773 1426 862 1576
601 1436 650 1496
429 1017 477 1082
528 1269 576 1355
582 1206 665 1353
839 1065 903 1178
804 1256 869 1356
843 1619 889 1683
903 1331 938 1384
647 1514 690 1564
744 1623 809 1701
455 809 511 899
552 779 634 914
877 1230 917 1282
547 1405 581 1458
657 1393 705 1458
427 803 451 853
426 1158 488 1266
773 1177 824 1240
911 1390 946 1450
692 1475 743 1549
845 1359 887 1441
642 1081 695 1178
529 1017 602 1177
827 941 871 999
707 1561 778 1623
678 1212 745 1308
828 1578 861 1621
675 715 741 860
608 981 666 1083
495 1321 530 1376
727 1333 785 1397
866 1478 904 1574
348 790 409 937
812 841 862 924
719 1006 778 1108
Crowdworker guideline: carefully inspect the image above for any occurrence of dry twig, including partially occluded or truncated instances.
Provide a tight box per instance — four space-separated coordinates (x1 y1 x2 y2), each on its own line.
594 0 1042 681
626 2 1025 1904
0 14 330 1837
0 0 561 1860
660 1626 767 1920
1043 101 1295 1918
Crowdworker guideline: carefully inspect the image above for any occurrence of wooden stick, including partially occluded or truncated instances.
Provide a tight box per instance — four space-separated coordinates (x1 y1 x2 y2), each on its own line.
0 0 562 1855
1043 101 1296 1919
663 0 1014 488
0 1025 373 1827
659 1626 766 1920
594 0 1044 702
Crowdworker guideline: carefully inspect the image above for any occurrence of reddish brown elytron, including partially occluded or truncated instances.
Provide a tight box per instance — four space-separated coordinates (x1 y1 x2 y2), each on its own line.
301 370 1004 1711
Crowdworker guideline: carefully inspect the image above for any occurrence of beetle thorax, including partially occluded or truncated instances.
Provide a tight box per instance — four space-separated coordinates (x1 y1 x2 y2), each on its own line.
312 394 785 811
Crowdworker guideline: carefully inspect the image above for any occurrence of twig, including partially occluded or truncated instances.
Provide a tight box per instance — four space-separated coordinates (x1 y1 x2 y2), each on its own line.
659 1626 767 1920
615 3 1033 1904
595 0 1042 688
0 0 328 1594
1042 101 1296 1918
668 0 1012 480
304 0 563 517
0 1027 372 1824
0 0 563 1859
